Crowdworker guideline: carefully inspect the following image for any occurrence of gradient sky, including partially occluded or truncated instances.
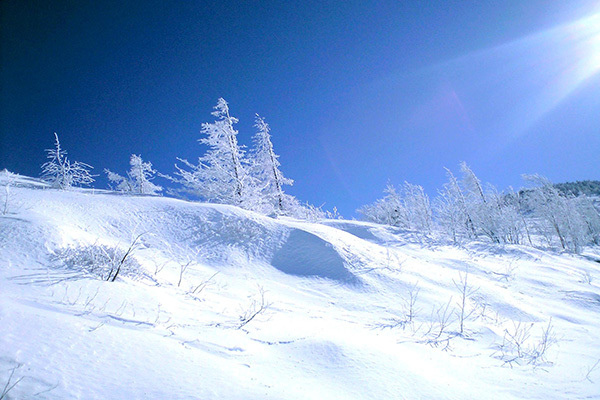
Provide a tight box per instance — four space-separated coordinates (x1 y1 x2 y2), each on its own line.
2 1 599 217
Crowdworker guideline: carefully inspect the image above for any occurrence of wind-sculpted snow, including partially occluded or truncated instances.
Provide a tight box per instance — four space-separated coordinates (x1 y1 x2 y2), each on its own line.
142 204 287 265
321 221 381 243
271 229 361 284
1 174 600 399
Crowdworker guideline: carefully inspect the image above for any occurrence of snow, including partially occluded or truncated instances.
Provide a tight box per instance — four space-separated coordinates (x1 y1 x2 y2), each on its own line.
1 172 599 399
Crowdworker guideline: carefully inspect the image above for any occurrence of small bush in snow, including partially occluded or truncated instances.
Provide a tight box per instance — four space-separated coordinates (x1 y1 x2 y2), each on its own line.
496 319 556 367
522 174 590 253
453 268 479 336
422 298 455 349
584 359 600 383
53 241 143 281
377 282 421 331
579 270 593 284
0 170 21 215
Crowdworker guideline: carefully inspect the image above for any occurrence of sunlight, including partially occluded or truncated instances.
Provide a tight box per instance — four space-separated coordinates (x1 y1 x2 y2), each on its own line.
433 10 600 141
570 13 600 83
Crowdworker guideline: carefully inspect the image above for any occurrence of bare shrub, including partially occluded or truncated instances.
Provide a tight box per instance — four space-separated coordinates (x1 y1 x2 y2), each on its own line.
579 270 593 285
375 282 420 331
496 318 556 367
421 298 456 349
584 359 600 383
190 271 220 295
238 286 271 329
1 365 23 400
402 282 420 326
453 268 479 336
164 244 202 288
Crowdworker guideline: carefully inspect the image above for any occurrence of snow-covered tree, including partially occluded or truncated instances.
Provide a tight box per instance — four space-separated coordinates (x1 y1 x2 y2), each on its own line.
41 133 94 189
403 182 433 233
174 98 250 206
574 196 600 246
434 168 476 242
249 114 294 215
434 163 525 244
523 174 589 253
358 184 406 227
0 169 19 215
358 182 432 230
105 154 162 195
459 162 525 244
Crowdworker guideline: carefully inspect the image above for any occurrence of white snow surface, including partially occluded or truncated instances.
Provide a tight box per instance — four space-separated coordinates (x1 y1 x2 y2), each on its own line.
1 173 599 399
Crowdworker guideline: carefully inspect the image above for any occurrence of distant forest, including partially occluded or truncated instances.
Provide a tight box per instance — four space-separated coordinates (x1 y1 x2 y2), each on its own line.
554 180 600 197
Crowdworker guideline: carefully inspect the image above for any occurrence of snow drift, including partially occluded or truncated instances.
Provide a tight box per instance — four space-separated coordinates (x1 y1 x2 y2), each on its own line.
1 172 599 399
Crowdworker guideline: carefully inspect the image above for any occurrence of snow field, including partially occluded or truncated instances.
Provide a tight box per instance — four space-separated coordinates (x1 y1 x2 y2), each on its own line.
1 175 599 399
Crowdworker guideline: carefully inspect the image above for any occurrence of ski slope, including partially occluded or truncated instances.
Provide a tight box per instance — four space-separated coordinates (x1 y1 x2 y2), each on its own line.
1 172 599 399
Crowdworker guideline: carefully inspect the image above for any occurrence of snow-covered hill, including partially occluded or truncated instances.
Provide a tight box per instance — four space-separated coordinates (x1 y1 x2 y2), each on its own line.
1 173 599 399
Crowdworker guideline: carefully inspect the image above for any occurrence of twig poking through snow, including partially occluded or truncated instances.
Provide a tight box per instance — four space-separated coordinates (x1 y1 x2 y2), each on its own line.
238 286 271 330
190 271 220 295
584 359 600 383
1 365 23 400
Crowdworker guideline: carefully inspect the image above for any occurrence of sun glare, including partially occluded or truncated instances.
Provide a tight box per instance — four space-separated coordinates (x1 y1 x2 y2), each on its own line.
435 9 600 141
574 13 600 78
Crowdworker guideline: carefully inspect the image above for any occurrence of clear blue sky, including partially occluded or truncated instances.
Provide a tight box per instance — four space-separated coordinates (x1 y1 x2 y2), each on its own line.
2 1 599 217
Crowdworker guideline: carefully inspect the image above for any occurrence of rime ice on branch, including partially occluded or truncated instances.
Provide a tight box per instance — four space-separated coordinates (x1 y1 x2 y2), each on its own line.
41 133 94 189
105 154 162 195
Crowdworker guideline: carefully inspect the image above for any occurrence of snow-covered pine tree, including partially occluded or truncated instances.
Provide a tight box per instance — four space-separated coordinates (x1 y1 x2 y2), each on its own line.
41 133 94 189
250 114 294 215
105 154 162 195
174 98 249 206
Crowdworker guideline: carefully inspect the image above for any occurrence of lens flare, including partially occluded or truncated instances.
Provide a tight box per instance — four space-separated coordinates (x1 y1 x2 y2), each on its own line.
571 13 600 81
431 11 600 141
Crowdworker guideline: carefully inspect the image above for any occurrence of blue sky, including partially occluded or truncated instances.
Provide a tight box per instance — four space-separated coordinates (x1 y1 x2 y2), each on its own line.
2 0 599 217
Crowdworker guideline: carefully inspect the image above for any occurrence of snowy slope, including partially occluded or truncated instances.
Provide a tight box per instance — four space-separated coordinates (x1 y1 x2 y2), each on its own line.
1 173 599 399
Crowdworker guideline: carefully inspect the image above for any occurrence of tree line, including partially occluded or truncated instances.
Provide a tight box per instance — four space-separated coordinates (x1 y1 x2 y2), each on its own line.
358 162 600 253
40 98 327 219
38 99 600 253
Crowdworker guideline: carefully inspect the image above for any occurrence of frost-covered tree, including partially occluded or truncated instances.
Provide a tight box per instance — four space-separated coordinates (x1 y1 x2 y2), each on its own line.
523 174 589 253
459 162 524 244
249 114 294 215
459 162 498 241
41 133 94 189
0 169 19 215
574 196 600 246
434 168 476 242
358 182 431 231
174 98 250 206
434 163 525 244
403 182 433 233
358 184 406 227
105 154 162 195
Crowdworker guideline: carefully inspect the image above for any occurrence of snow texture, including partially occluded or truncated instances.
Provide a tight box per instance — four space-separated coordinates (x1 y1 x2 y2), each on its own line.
1 171 599 399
